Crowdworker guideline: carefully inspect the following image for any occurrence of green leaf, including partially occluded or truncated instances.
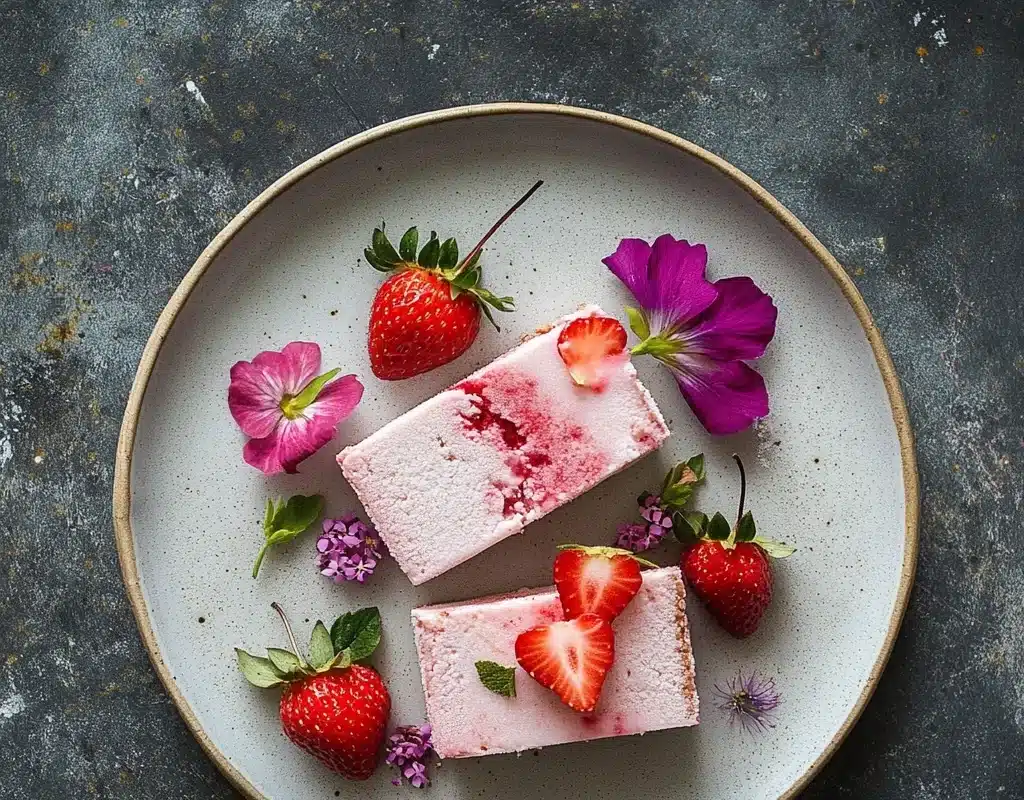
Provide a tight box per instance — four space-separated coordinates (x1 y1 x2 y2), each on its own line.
266 647 305 676
330 607 382 661
673 511 703 546
308 621 334 669
418 232 440 267
736 511 757 542
364 247 391 272
327 649 352 670
254 494 324 578
438 237 459 269
706 512 732 541
235 649 284 688
399 227 419 261
685 453 706 482
661 482 695 509
475 661 517 697
755 538 796 558
280 368 340 418
372 226 401 264
625 306 650 341
461 249 482 272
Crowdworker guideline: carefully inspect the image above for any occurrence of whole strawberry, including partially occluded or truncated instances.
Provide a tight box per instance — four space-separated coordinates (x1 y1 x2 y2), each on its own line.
364 180 542 380
678 456 795 638
236 604 390 779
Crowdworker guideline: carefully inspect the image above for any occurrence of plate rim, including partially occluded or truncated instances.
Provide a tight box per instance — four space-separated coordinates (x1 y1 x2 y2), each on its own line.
112 102 919 799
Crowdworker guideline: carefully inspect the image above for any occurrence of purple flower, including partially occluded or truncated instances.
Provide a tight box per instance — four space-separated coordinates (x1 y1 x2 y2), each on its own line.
316 515 381 583
714 670 780 733
386 724 436 788
604 235 777 435
614 494 674 552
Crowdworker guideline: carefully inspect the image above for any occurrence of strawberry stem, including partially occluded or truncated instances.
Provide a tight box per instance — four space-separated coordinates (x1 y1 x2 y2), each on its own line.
454 180 544 276
733 454 747 527
271 602 303 659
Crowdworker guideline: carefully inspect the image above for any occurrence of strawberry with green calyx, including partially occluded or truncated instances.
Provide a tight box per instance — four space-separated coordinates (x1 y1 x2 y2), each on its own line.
680 455 795 638
236 604 391 780
365 180 543 380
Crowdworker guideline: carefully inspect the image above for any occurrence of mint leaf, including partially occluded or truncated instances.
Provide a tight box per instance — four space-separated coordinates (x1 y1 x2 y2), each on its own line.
308 621 334 669
475 661 516 697
235 649 285 688
625 306 650 341
685 453 706 482
330 607 382 662
253 494 324 578
736 511 757 542
399 227 419 261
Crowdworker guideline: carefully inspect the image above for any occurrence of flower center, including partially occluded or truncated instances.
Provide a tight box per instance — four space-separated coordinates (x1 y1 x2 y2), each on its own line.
278 367 341 420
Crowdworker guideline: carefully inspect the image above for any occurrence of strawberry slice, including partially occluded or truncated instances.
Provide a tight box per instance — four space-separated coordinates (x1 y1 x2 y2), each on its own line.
557 316 628 389
514 613 615 712
553 545 649 622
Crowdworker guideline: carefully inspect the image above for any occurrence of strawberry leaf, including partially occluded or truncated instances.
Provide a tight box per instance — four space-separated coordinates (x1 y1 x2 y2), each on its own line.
475 661 517 697
235 649 285 688
399 226 419 261
418 232 440 267
706 512 732 541
267 647 305 676
372 226 401 264
330 607 382 662
308 621 334 669
461 249 482 273
364 247 391 272
736 511 757 542
438 237 459 269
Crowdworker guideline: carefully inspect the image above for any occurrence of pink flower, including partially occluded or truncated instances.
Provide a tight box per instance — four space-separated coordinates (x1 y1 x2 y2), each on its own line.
228 342 364 475
604 235 777 435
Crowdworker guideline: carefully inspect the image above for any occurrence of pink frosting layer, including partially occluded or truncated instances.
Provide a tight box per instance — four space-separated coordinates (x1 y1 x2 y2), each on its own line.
412 566 699 759
338 306 670 585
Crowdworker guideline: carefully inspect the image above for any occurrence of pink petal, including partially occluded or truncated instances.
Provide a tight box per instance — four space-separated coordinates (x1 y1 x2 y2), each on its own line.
227 342 322 438
603 238 655 308
673 357 769 436
686 277 778 361
304 374 364 426
242 414 339 475
646 235 719 325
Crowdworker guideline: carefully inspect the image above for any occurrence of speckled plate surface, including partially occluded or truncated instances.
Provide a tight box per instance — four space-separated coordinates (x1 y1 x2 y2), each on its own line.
113 104 917 800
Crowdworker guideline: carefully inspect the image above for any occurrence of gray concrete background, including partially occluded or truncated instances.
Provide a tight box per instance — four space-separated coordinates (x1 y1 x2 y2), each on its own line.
1 0 1021 797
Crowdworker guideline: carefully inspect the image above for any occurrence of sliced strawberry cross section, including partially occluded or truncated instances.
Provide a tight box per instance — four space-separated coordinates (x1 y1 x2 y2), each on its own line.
557 316 628 390
553 544 650 622
514 613 615 712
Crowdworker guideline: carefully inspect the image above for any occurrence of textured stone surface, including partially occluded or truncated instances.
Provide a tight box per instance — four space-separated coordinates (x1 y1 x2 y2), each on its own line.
0 0 1021 798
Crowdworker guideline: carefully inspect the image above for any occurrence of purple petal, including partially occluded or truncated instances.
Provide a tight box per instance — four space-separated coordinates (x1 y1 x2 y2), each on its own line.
241 413 338 475
602 238 654 307
646 235 719 325
686 277 778 361
672 357 769 436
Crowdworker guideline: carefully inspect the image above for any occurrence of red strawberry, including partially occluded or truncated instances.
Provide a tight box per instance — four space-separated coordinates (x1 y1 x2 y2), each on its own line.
280 665 391 779
553 544 648 622
515 613 615 712
556 315 628 389
236 604 391 780
682 540 774 638
677 456 795 638
364 181 543 380
368 269 481 380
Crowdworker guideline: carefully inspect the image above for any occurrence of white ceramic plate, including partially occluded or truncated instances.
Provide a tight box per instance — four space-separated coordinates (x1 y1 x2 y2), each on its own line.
114 104 917 800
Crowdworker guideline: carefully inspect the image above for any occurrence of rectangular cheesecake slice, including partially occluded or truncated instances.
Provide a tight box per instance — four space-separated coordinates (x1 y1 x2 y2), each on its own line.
412 566 699 758
338 306 670 585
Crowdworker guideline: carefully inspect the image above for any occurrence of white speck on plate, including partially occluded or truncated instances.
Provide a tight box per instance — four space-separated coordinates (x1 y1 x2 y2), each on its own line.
184 79 209 108
0 694 26 720
428 43 440 60
912 11 922 26
933 28 948 47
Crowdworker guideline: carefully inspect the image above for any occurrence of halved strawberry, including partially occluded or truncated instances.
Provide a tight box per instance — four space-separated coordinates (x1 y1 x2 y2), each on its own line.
514 613 615 712
557 316 628 389
553 544 651 622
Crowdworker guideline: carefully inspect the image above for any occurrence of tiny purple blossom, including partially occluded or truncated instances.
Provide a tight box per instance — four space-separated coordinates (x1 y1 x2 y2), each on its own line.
316 515 381 584
604 235 777 435
614 494 674 552
714 670 781 733
386 724 436 788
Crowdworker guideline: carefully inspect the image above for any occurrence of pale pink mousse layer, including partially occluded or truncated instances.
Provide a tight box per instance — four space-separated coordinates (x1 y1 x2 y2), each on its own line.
412 566 699 758
338 306 670 585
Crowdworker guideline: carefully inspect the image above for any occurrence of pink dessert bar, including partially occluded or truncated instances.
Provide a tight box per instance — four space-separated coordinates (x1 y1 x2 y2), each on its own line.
412 565 699 758
338 306 670 585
